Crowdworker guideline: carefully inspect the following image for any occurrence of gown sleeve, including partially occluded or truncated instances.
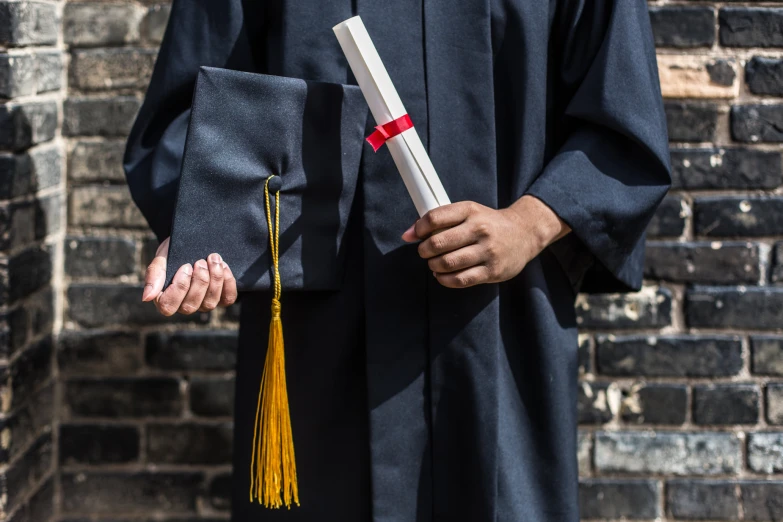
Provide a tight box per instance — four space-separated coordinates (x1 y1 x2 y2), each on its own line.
123 0 263 243
526 0 671 292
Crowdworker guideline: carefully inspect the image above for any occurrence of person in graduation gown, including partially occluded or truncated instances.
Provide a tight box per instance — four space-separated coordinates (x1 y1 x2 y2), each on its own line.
124 0 670 520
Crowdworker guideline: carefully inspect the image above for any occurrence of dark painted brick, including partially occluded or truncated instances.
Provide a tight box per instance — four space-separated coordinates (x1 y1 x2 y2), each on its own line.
644 241 761 284
60 424 140 465
189 376 235 417
0 382 53 463
579 480 660 520
752 336 783 376
596 335 743 377
578 382 614 425
8 245 52 303
687 286 783 330
650 6 715 48
748 433 783 474
720 8 783 48
67 284 209 327
707 59 737 87
209 472 231 511
1 336 53 411
665 102 719 143
732 104 783 143
58 330 142 375
595 431 742 475
695 196 783 237
741 482 783 521
621 384 687 425
146 423 232 465
10 477 54 522
693 384 759 425
0 2 59 47
746 57 783 96
65 236 137 278
4 433 53 515
64 377 183 418
577 335 591 376
767 384 783 425
773 243 783 284
670 148 781 190
667 480 739 520
146 330 237 371
63 97 140 137
647 195 688 238
576 287 672 329
60 471 203 514
0 101 57 151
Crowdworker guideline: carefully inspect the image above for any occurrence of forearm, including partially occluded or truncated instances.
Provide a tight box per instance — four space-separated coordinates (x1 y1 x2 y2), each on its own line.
506 194 571 255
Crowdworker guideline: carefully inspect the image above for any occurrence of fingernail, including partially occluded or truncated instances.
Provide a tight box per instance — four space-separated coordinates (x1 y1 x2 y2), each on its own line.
196 259 208 270
221 262 228 270
217 254 223 263
183 263 193 275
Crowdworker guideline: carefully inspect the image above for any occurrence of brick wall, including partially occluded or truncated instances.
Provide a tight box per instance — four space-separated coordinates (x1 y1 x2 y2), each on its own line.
1 1 782 521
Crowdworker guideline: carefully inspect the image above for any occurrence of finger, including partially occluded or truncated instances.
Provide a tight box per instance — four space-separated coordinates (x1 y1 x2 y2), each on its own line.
417 222 476 259
143 255 167 302
199 253 224 311
219 262 238 306
414 201 478 239
428 245 486 274
156 263 192 316
434 265 491 289
401 224 418 243
179 259 210 314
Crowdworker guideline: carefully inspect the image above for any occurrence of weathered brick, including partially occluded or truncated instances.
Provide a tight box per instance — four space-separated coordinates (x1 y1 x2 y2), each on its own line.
146 423 232 465
746 57 783 96
70 48 156 92
686 286 783 330
0 101 57 151
670 148 781 190
208 472 231 511
146 330 238 371
65 236 137 278
0 143 63 200
693 384 759 425
748 433 783 474
0 2 58 47
621 384 687 425
579 480 660 520
595 431 742 475
10 476 54 522
4 433 53 515
578 382 616 425
665 102 719 143
732 105 783 143
0 53 34 98
34 192 63 241
597 335 743 377
190 376 235 418
60 471 203 514
0 382 53 463
658 56 738 99
774 243 783 284
64 377 183 418
67 284 208 328
68 139 127 182
57 330 141 375
666 480 740 521
63 97 140 137
69 185 147 228
63 2 145 47
26 287 53 344
577 334 590 376
767 384 783 425
720 8 783 48
752 336 783 376
694 196 783 237
644 241 761 285
144 4 170 43
8 245 52 302
649 6 714 48
647 195 688 238
575 287 672 329
1 336 53 411
60 424 140 465
741 482 783 521
34 51 61 94
577 431 591 476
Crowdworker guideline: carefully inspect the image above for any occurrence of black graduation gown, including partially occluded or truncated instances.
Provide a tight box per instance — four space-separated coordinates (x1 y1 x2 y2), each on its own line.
123 1 671 521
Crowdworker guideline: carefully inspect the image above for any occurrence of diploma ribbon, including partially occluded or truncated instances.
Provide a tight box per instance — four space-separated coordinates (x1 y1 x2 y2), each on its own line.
366 113 413 152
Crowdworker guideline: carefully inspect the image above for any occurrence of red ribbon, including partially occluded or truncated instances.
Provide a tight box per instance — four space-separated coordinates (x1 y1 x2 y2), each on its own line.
366 114 413 152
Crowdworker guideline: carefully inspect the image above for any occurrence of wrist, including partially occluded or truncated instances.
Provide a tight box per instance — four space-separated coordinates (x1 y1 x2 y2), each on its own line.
507 195 570 251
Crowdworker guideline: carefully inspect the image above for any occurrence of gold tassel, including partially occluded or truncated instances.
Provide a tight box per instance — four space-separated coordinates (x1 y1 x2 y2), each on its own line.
249 175 299 509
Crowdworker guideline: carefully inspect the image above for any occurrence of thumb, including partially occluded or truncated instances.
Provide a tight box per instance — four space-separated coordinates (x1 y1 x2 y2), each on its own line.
143 240 169 302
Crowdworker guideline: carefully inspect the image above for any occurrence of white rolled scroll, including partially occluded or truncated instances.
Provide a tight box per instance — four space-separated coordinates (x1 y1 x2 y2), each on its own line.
333 16 450 216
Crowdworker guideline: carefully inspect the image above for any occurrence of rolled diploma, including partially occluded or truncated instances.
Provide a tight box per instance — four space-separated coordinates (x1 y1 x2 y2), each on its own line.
333 16 450 216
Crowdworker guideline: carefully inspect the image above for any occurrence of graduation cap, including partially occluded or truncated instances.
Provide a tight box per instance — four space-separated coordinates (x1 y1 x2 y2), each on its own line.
165 67 368 508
